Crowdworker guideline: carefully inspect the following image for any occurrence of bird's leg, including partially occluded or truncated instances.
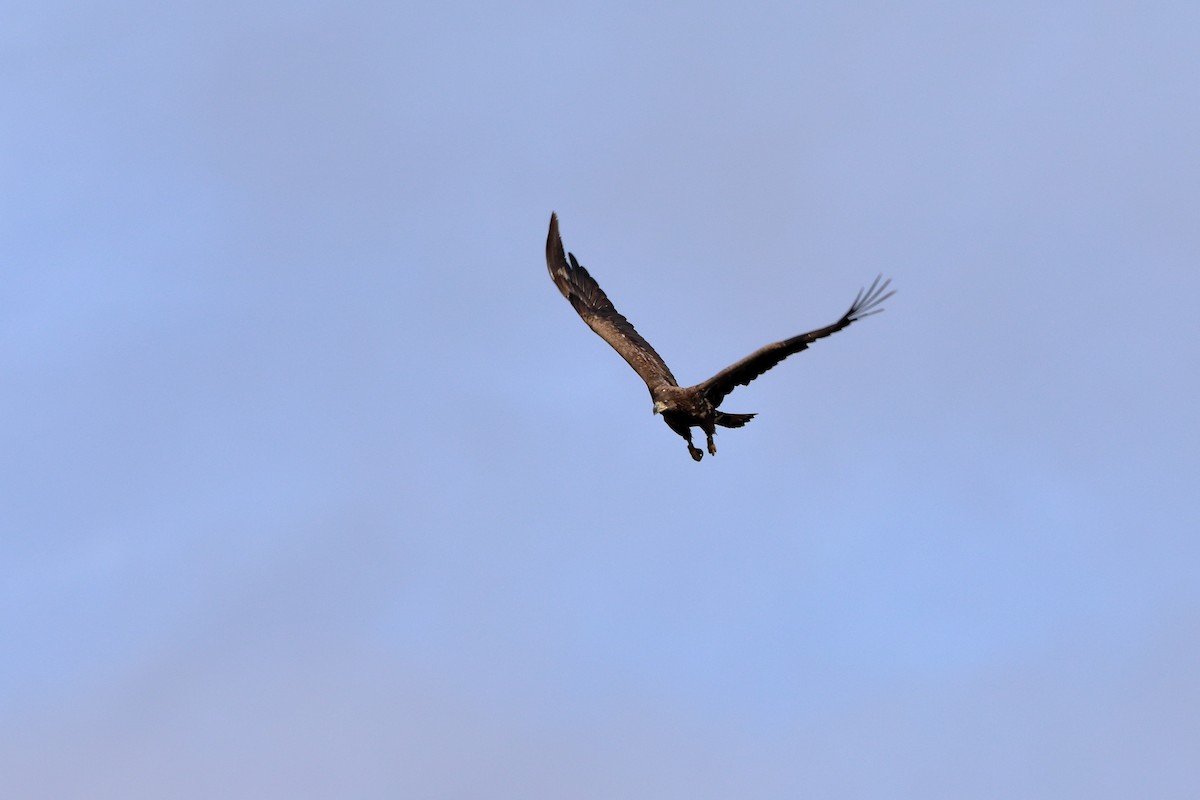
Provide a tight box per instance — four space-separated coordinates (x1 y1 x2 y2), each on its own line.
680 429 703 461
706 431 717 456
669 421 704 461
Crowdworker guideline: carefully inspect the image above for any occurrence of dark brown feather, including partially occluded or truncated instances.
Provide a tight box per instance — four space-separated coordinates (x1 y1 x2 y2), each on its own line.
696 275 894 406
546 213 678 391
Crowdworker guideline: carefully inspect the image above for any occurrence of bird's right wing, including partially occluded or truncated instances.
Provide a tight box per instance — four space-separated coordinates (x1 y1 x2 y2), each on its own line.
696 275 894 407
546 213 678 391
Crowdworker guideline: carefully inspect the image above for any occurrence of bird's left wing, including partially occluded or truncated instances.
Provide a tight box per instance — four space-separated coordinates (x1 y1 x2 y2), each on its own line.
696 275 894 406
546 213 678 392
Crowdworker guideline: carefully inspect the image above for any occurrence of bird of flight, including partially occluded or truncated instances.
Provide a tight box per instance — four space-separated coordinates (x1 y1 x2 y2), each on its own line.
546 213 893 461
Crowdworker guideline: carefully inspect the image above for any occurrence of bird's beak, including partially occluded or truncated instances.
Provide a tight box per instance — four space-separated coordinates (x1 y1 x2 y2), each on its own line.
652 401 665 415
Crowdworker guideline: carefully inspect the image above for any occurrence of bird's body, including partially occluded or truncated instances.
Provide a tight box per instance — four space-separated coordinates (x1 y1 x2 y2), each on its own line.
545 213 892 461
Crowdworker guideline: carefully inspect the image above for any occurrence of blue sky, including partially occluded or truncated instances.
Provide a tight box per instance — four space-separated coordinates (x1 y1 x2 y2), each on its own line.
4 1 1198 796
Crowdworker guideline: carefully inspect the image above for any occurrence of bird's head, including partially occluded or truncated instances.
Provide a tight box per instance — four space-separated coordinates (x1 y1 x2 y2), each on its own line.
652 399 669 415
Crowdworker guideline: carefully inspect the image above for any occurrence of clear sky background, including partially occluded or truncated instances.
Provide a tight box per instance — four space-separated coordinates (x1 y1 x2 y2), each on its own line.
4 2 1198 797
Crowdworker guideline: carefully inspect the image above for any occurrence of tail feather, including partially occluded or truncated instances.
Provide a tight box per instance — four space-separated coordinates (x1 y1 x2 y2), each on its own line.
715 412 756 428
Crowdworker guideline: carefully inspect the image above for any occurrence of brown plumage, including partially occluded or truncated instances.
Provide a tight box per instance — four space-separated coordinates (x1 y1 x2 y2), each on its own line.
546 213 893 461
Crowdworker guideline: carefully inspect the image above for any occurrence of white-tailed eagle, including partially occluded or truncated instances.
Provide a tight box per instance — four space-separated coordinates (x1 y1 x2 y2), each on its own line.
546 213 893 461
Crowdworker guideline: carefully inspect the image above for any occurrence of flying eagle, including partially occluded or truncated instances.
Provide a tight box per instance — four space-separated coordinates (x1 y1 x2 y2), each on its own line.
546 213 893 461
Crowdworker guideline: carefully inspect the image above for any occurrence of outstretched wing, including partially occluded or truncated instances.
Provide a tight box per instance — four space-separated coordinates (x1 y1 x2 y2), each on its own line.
696 275 894 406
546 213 678 391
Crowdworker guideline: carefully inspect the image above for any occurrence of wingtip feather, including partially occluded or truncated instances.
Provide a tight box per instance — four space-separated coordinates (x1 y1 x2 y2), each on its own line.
846 274 895 320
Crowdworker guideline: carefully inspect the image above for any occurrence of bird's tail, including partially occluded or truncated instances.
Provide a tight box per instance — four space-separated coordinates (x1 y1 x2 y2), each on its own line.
715 412 756 428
